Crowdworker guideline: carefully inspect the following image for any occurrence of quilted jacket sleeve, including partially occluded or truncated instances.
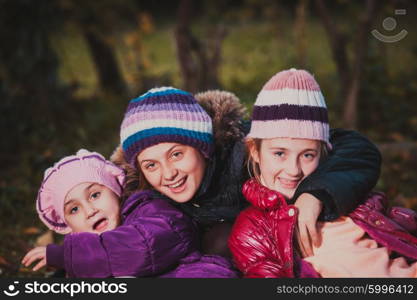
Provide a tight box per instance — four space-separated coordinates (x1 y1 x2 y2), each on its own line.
51 195 198 278
292 128 382 221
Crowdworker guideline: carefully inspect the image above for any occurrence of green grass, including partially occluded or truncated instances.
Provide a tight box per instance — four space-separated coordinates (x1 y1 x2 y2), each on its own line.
141 27 180 84
50 23 98 99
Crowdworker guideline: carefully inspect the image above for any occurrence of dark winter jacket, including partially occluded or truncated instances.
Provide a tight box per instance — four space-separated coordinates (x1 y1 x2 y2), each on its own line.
46 190 238 278
228 179 417 278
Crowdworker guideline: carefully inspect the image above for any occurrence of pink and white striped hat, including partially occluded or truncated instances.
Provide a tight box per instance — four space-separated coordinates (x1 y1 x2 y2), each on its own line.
248 68 331 149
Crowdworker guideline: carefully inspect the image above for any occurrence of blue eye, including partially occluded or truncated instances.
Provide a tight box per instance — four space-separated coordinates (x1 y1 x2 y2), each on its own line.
70 206 79 214
91 192 100 200
172 151 183 159
274 151 285 157
303 153 316 160
145 163 155 170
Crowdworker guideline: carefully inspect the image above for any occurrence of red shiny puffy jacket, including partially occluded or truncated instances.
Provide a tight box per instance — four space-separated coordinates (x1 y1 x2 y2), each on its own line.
228 178 319 278
229 179 417 278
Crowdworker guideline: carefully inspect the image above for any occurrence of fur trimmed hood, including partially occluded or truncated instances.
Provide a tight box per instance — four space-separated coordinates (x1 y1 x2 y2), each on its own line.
194 90 247 148
110 89 248 200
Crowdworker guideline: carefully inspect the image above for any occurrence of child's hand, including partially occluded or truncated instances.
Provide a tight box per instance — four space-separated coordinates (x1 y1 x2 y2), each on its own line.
294 193 323 258
22 247 47 271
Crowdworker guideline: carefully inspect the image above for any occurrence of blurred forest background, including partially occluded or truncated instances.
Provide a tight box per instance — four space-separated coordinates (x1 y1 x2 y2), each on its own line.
1 0 417 277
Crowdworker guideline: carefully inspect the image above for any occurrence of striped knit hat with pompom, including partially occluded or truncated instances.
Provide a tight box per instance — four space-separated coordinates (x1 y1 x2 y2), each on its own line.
248 68 331 149
120 87 214 167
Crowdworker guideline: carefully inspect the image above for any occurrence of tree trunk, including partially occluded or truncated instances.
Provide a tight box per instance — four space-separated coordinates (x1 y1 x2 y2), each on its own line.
83 29 126 95
175 0 199 92
315 0 351 102
204 25 227 90
342 0 377 128
294 0 308 68
175 0 225 92
315 0 377 129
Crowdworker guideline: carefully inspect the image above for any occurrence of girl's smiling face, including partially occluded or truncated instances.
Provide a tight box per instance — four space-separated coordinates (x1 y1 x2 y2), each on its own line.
137 143 206 203
250 138 321 199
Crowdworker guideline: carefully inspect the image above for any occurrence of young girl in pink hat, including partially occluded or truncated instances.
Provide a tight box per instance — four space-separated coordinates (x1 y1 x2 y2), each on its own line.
22 149 237 278
228 68 417 277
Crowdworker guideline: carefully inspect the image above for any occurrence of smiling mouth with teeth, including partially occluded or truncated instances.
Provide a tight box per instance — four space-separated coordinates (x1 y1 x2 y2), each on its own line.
166 177 186 188
278 177 301 188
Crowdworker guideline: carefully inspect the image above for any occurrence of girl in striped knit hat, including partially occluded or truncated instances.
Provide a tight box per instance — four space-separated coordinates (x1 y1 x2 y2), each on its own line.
228 68 417 277
112 84 382 260
22 149 238 278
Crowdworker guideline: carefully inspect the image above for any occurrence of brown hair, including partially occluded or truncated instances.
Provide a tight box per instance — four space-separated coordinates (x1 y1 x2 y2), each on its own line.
110 145 152 201
245 138 329 184
245 138 263 183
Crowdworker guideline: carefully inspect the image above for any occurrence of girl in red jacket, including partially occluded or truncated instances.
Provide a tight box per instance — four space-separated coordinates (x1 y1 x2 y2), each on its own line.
111 86 382 259
228 68 417 277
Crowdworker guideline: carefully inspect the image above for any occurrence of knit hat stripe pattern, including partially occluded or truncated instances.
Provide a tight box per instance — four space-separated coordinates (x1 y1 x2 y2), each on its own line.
130 87 191 103
252 104 328 122
248 68 331 148
123 127 212 150
125 92 197 114
36 149 125 234
249 120 330 140
263 70 321 91
253 89 326 107
124 103 205 120
121 118 211 142
120 87 214 166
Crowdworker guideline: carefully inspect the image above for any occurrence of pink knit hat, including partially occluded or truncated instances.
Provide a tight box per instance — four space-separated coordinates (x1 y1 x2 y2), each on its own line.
248 68 331 149
36 149 125 234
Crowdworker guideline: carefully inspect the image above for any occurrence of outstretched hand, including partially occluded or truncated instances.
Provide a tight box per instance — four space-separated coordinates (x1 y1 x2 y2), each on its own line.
22 246 47 271
293 193 323 258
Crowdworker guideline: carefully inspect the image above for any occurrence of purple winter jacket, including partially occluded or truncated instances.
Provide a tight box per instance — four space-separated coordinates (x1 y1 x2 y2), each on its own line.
46 190 238 278
349 191 417 260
